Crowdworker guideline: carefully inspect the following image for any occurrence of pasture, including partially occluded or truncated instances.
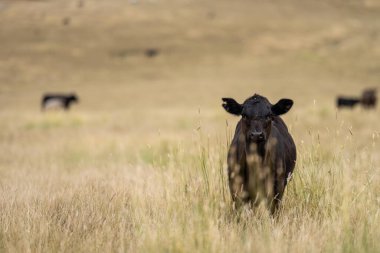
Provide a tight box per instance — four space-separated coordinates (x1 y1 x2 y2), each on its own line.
0 0 379 252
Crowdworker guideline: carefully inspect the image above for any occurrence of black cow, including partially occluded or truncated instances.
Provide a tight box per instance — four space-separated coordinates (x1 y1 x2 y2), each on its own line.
336 88 377 109
222 94 296 214
336 97 361 108
145 48 159 58
41 93 79 111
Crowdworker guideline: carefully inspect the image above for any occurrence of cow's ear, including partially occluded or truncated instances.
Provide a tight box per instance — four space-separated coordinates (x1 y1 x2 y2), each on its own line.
271 99 293 115
222 98 243 115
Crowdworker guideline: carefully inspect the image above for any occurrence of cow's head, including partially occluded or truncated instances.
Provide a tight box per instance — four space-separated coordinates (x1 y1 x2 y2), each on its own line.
222 94 293 145
69 93 79 103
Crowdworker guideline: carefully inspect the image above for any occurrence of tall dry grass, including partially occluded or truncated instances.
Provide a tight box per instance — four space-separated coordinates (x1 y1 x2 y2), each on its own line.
0 106 378 253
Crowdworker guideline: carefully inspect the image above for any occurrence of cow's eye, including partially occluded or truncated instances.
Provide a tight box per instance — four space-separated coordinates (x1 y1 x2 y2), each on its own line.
242 114 248 120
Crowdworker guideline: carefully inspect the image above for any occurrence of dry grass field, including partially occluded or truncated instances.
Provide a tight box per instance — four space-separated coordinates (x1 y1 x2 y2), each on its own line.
0 0 379 252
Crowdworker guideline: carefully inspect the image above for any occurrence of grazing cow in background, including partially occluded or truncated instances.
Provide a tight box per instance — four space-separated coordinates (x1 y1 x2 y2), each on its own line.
222 94 296 214
145 48 159 58
336 88 377 109
336 97 361 108
41 93 79 111
361 88 377 109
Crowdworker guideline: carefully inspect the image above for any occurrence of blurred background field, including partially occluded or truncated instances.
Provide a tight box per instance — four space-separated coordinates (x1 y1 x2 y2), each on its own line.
0 0 379 252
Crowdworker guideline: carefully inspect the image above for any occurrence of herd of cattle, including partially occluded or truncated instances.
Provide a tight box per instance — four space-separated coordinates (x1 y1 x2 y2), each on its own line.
41 88 377 214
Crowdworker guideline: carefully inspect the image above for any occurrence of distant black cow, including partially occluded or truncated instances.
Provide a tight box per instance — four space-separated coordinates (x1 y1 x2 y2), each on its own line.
41 93 79 111
145 48 159 58
222 94 296 214
336 97 360 108
337 88 377 109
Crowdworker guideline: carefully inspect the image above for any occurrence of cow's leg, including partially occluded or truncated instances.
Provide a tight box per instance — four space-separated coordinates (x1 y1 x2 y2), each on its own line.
41 99 47 112
228 163 249 207
270 177 286 215
64 101 70 111
228 146 249 207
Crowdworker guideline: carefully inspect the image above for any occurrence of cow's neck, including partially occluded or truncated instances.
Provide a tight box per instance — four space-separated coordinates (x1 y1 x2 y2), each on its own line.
245 140 267 164
256 141 267 158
